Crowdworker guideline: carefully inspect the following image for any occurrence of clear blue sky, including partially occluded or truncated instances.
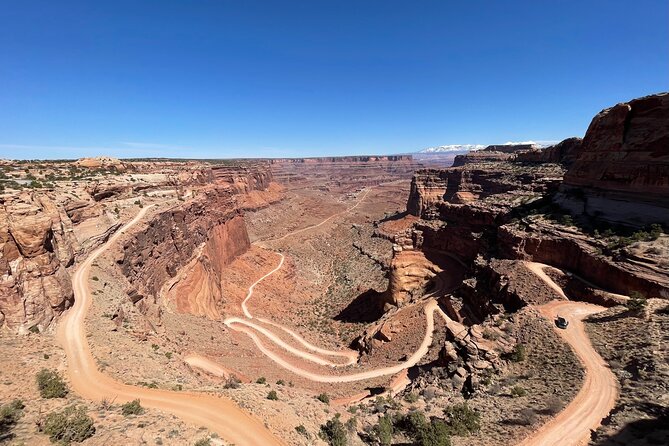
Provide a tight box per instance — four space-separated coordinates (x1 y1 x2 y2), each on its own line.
1 1 667 159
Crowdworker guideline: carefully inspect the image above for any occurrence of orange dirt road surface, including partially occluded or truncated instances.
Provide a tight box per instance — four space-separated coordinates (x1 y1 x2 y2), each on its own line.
57 204 284 446
519 263 619 446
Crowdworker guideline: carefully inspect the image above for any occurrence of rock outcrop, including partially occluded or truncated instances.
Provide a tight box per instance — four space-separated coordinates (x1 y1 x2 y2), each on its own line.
76 156 128 171
556 93 669 227
0 194 77 332
515 137 583 166
452 151 514 167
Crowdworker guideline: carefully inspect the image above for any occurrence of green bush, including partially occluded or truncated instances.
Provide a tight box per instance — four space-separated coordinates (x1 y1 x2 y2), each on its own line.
256 377 266 384
373 414 393 446
404 392 419 403
41 405 95 444
295 424 309 438
395 410 428 437
316 393 330 404
36 369 69 399
319 414 347 446
266 390 278 401
0 399 24 437
509 344 526 362
626 291 648 312
418 419 451 446
121 399 144 416
193 439 211 446
443 403 480 436
511 386 527 398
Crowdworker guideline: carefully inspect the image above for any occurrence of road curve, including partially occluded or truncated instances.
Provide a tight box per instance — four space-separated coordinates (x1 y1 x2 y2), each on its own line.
57 204 284 446
227 300 444 383
520 263 618 446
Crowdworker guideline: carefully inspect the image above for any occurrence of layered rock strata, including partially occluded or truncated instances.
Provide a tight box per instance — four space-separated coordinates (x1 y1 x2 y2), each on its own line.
0 194 77 332
556 93 669 227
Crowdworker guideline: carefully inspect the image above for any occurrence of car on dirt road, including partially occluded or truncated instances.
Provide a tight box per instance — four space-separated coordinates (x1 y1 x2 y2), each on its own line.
555 316 569 329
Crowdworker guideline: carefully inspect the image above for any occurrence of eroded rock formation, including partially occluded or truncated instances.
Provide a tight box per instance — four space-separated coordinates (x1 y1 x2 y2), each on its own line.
0 193 77 332
556 93 669 227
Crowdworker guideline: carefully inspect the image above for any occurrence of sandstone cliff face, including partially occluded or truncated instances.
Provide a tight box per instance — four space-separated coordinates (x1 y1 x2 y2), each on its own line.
119 164 275 319
120 187 251 313
167 215 250 318
515 137 582 166
0 193 77 332
407 163 563 219
556 93 669 227
400 93 669 306
497 224 669 299
452 151 513 167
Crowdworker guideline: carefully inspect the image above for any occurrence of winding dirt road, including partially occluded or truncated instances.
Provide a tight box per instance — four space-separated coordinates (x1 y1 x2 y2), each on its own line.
521 263 619 446
58 204 283 446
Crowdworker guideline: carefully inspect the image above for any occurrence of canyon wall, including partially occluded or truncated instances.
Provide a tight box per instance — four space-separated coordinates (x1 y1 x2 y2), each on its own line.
556 93 669 227
270 155 423 191
120 166 274 317
398 93 669 307
0 159 277 332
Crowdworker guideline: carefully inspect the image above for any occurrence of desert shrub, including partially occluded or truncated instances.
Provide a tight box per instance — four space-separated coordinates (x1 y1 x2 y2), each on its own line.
511 386 527 398
626 292 648 313
276 379 285 386
0 399 24 437
509 344 526 362
223 375 241 389
649 224 663 239
418 419 451 446
443 403 480 436
256 377 266 384
517 408 537 425
41 405 95 444
544 396 563 415
316 393 330 405
394 410 428 437
404 392 419 403
482 328 500 340
266 390 278 401
319 414 347 446
558 214 574 226
373 414 393 446
193 439 211 446
295 424 309 438
36 369 69 398
121 399 144 416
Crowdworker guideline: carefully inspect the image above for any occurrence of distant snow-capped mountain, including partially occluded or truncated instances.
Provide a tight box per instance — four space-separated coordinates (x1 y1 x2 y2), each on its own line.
420 144 486 153
419 141 558 154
